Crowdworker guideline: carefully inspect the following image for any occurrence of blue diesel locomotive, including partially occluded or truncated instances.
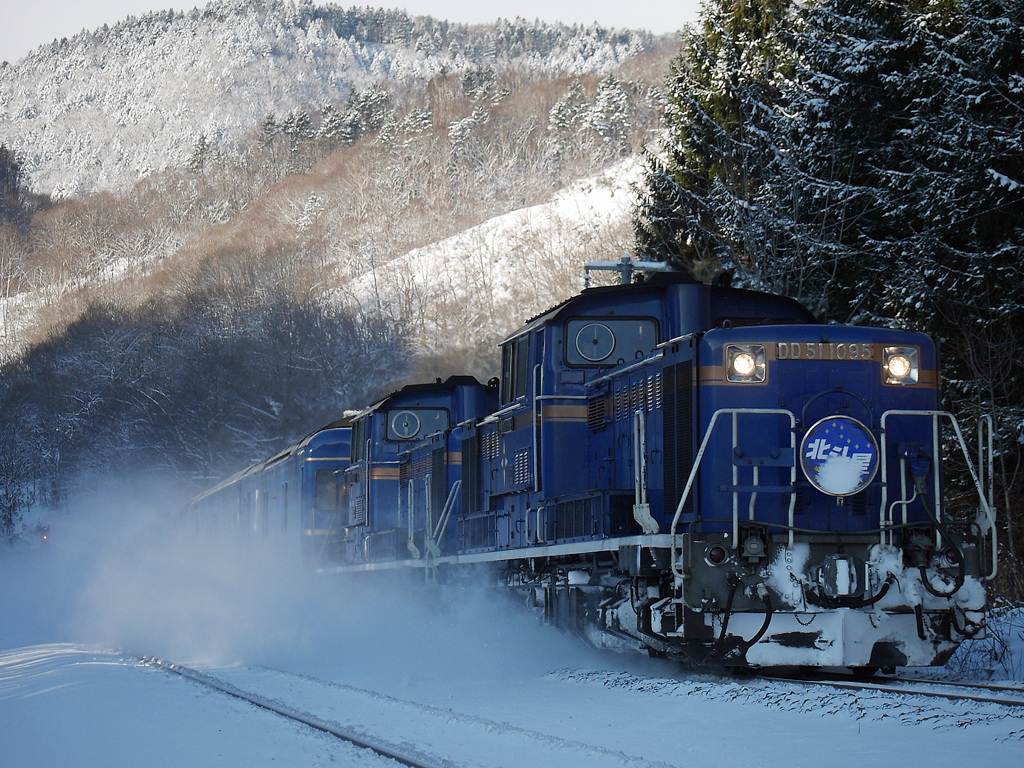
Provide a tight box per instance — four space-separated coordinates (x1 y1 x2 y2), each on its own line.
189 258 997 670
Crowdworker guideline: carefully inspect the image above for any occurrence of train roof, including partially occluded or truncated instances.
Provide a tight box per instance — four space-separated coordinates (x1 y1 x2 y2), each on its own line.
352 375 490 420
189 417 352 504
501 274 815 344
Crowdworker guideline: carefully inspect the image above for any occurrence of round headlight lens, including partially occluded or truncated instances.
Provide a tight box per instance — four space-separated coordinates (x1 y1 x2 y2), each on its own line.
732 352 757 377
887 354 912 380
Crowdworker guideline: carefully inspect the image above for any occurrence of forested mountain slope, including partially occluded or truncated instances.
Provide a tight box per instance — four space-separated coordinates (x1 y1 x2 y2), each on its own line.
0 0 659 197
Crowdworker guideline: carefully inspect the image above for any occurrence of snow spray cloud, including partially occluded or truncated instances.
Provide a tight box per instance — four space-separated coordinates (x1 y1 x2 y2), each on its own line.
2 474 599 684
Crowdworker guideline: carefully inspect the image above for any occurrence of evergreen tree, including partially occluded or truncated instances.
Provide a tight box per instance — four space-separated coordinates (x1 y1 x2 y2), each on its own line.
259 113 282 165
635 0 1024 596
758 0 926 322
0 144 29 229
351 86 393 133
547 80 591 161
588 75 632 157
282 108 314 154
0 144 50 229
187 133 211 173
766 0 1023 592
633 0 792 279
317 103 345 151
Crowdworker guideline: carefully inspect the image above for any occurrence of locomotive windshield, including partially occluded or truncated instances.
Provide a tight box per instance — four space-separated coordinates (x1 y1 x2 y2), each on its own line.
565 318 658 367
385 408 449 441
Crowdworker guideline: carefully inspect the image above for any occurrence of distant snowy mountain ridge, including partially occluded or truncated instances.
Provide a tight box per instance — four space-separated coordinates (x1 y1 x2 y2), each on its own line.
0 0 656 197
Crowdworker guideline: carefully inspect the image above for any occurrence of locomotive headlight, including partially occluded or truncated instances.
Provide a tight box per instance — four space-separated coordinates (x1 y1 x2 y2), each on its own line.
733 353 757 377
726 344 766 383
884 346 919 385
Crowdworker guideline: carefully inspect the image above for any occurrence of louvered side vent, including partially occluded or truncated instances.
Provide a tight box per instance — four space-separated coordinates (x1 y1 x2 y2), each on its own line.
482 432 500 460
402 456 431 482
513 448 531 486
612 387 625 421
649 373 663 411
663 361 694 519
587 396 608 432
352 495 367 525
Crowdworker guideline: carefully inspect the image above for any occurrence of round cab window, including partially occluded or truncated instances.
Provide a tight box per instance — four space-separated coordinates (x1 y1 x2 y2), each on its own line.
575 322 616 362
390 411 421 440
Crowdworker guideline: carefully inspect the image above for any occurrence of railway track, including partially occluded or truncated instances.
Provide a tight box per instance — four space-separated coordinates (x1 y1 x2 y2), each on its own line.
761 671 1024 710
138 657 451 768
138 658 679 768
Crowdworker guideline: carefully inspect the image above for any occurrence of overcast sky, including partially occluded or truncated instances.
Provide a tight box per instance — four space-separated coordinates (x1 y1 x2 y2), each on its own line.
1 1 702 64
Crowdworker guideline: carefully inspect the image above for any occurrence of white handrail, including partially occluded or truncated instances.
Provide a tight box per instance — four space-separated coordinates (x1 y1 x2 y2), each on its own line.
432 480 462 544
669 408 797 579
880 410 998 580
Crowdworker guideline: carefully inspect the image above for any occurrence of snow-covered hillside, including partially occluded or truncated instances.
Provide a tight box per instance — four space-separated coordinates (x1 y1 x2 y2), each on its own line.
0 0 656 197
0 157 640 364
341 158 642 355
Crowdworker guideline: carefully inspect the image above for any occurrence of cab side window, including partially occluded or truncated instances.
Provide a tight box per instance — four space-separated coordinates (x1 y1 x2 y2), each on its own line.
501 334 531 405
351 419 365 461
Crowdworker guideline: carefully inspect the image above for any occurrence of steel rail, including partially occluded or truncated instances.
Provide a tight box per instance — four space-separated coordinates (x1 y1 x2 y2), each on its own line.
761 673 1024 710
137 657 454 768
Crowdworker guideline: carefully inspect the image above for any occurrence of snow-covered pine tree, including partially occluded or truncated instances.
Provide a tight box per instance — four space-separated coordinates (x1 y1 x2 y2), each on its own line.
0 145 30 229
894 0 1024 593
588 75 632 158
757 0 925 323
766 0 1023 591
635 0 1023 594
317 103 345 151
547 80 592 162
633 0 792 280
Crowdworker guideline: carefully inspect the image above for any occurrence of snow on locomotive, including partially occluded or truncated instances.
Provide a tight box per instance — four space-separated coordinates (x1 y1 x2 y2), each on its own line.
189 258 997 670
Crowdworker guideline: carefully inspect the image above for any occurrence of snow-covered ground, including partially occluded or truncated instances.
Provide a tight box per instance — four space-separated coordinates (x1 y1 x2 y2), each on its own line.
2 494 1022 767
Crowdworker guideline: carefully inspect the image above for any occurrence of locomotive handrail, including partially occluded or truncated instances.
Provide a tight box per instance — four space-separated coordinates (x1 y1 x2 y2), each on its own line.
429 480 462 555
979 415 994 516
670 408 798 580
656 332 698 351
879 409 998 580
587 350 664 387
632 409 659 534
406 479 421 559
534 364 542 493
